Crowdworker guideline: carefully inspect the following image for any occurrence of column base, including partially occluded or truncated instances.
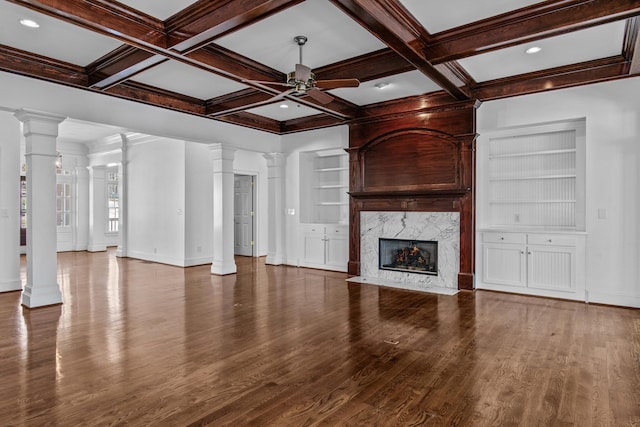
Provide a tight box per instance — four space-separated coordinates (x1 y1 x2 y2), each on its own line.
0 279 22 293
265 254 284 265
87 244 107 252
211 260 237 275
22 282 62 308
116 247 126 258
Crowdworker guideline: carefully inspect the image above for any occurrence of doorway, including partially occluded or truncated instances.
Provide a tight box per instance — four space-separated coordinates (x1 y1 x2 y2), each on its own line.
234 174 255 256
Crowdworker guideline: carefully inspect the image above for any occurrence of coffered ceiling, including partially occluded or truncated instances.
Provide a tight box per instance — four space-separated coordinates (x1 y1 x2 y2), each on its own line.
1 0 639 135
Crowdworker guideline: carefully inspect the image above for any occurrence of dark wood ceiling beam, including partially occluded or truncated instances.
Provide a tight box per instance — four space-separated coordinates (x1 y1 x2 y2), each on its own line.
281 115 348 134
216 112 281 134
105 81 206 115
85 1 301 96
0 44 87 86
86 46 164 88
428 0 640 64
314 48 413 82
166 0 305 53
187 45 284 83
474 56 630 100
623 17 640 74
330 0 469 100
206 89 274 116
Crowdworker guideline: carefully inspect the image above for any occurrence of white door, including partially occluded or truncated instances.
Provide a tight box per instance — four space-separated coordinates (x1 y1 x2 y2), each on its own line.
234 175 254 256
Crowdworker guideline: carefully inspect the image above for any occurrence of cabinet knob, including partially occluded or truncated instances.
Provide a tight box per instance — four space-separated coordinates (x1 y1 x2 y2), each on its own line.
500 237 504 240
528 252 532 255
520 251 524 254
548 239 552 242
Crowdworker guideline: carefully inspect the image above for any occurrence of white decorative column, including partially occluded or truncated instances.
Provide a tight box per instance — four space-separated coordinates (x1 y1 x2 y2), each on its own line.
87 165 107 252
263 153 286 265
116 134 128 258
0 112 21 293
15 110 65 308
210 143 236 275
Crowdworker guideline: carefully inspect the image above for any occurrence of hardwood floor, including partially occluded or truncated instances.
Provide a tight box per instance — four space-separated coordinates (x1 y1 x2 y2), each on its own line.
1 249 639 426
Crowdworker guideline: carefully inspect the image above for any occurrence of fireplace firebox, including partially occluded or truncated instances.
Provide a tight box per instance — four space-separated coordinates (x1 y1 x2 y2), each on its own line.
379 238 438 275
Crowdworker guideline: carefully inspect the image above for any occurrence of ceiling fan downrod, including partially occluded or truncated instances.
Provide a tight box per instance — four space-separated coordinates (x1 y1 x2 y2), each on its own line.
294 35 307 64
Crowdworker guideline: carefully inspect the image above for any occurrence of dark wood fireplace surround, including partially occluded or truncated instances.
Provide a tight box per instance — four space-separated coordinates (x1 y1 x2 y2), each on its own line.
347 99 479 290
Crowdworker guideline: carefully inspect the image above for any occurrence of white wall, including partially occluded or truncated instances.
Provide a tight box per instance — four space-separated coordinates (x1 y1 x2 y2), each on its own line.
0 111 21 291
281 126 349 266
477 76 640 307
184 142 213 265
128 138 186 265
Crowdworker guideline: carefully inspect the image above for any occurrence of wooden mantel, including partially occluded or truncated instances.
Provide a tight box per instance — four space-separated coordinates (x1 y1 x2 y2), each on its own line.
347 100 479 290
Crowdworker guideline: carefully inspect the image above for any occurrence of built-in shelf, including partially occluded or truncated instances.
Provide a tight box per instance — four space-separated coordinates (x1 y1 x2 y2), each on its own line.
316 184 348 189
318 202 348 206
488 148 576 159
489 200 576 204
300 150 348 224
489 174 576 181
315 167 348 172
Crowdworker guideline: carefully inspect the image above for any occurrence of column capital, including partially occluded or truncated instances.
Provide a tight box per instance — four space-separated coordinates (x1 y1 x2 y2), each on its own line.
263 152 286 167
14 109 66 137
208 143 236 161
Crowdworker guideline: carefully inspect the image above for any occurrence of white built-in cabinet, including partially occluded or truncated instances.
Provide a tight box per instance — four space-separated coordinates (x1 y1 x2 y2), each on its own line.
301 224 348 272
299 149 349 272
476 119 587 301
480 231 585 301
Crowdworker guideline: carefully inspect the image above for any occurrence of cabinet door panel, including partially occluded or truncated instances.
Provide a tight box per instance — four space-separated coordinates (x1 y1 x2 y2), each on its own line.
527 246 575 291
303 235 326 265
483 244 526 287
326 236 348 269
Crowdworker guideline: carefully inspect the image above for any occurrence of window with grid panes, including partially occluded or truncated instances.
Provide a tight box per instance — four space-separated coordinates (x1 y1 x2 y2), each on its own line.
107 168 119 233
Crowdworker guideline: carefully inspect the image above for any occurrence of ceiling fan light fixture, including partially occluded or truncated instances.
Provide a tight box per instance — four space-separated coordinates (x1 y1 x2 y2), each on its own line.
20 19 40 28
525 46 542 54
279 104 289 109
374 82 390 90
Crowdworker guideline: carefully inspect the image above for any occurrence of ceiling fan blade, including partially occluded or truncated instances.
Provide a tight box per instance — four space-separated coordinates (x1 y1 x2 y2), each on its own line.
295 63 311 82
315 78 360 89
242 79 290 87
210 89 294 117
307 88 334 105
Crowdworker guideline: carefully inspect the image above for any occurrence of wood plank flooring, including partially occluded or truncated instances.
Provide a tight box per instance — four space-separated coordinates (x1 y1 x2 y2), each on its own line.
1 249 639 426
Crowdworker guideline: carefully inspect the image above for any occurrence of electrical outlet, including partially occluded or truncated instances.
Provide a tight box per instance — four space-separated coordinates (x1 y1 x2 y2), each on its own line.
514 213 520 222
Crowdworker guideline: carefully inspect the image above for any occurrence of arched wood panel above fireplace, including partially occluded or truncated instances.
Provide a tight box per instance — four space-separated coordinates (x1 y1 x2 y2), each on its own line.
359 128 461 192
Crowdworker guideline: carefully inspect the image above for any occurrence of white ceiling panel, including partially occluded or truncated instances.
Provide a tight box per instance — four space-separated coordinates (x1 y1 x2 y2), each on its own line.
0 2 122 66
117 0 198 20
329 70 441 105
399 0 542 34
132 60 249 100
216 0 386 73
247 100 320 121
458 21 627 83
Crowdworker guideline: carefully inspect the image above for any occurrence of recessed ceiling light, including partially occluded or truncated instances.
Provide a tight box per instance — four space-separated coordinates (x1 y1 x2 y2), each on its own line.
525 46 542 54
374 82 390 90
20 19 40 28
279 104 289 109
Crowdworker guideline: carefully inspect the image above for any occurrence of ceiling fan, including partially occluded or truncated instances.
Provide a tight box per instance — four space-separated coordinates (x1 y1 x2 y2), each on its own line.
245 35 360 105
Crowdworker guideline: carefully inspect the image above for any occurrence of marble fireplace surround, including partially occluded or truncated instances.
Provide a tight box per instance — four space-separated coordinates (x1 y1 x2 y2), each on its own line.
348 211 460 295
